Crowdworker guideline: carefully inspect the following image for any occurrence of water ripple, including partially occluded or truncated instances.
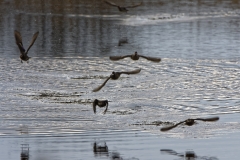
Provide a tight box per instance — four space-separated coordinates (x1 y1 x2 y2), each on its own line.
0 57 239 137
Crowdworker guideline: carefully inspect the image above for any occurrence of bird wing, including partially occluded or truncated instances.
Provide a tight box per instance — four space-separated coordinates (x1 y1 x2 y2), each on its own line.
109 55 131 61
103 101 108 114
125 2 143 8
160 120 186 132
14 30 25 54
93 99 97 113
104 1 119 7
26 31 39 55
139 55 161 62
93 77 111 92
121 68 141 75
194 116 219 122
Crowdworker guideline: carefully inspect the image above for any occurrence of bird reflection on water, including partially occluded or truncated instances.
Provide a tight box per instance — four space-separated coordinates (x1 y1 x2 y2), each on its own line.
93 142 123 159
93 142 138 160
93 142 109 157
21 144 29 160
111 152 123 160
160 149 219 160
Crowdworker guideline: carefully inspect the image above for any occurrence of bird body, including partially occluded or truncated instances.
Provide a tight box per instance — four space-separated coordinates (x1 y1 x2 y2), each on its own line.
110 72 121 80
14 30 39 63
130 52 140 60
184 119 195 126
93 68 141 92
105 1 142 12
109 52 161 62
93 99 109 114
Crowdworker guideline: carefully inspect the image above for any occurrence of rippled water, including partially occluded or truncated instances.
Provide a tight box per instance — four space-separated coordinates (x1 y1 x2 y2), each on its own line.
0 0 240 159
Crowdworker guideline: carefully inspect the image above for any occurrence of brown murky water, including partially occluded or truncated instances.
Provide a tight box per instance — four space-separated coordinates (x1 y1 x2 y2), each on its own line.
0 0 240 159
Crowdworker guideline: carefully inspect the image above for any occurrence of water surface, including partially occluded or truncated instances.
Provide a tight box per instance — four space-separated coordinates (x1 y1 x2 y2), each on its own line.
0 0 240 159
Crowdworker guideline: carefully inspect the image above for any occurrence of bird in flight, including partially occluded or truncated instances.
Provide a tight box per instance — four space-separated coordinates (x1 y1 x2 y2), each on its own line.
109 52 161 62
104 1 143 12
93 68 141 92
14 30 39 63
160 116 219 131
93 99 109 114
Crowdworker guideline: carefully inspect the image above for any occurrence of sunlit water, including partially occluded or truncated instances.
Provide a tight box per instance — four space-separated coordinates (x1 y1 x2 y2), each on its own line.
0 0 240 159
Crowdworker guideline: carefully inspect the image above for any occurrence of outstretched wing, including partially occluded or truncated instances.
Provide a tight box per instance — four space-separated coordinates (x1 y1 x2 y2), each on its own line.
121 68 141 75
14 30 25 54
26 31 39 55
103 101 108 114
194 116 219 122
160 120 186 132
109 55 131 61
139 55 161 62
105 1 119 7
93 99 97 113
93 77 111 92
125 2 143 8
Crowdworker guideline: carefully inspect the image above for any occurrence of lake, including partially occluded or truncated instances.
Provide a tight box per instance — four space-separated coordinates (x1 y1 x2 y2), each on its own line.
0 0 240 159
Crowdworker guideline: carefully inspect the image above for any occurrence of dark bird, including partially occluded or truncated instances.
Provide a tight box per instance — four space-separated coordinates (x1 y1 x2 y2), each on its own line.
109 52 161 62
160 116 219 131
93 99 109 114
93 68 141 92
14 30 39 63
105 1 143 12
